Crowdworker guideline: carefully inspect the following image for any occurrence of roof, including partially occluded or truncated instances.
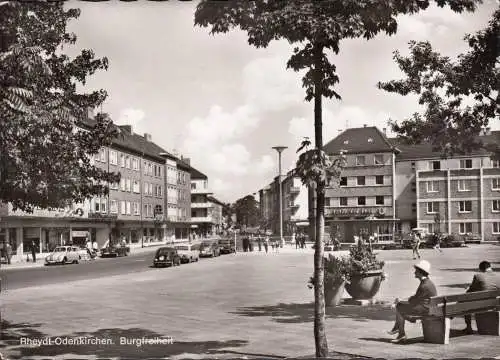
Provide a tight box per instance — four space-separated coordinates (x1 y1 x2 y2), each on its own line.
207 196 225 206
323 126 397 155
190 165 207 179
389 130 499 160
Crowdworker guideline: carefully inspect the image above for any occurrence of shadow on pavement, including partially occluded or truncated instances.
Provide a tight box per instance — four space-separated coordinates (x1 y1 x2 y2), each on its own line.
1 320 250 359
230 302 395 324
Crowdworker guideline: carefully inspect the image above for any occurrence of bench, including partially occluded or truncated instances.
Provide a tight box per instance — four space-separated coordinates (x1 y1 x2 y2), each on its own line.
407 289 500 344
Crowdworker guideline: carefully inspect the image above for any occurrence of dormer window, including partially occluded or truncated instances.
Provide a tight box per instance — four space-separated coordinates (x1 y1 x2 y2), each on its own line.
367 138 373 143
356 156 365 166
343 140 349 145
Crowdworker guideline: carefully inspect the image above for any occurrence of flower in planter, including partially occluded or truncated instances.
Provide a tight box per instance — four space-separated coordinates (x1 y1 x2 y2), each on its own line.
307 254 350 289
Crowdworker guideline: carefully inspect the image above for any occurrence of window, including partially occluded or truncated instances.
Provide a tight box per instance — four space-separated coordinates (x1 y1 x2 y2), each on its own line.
357 196 366 206
144 182 149 195
492 200 500 212
99 148 106 162
460 159 473 169
411 162 416 170
375 176 384 185
340 177 347 186
459 223 473 234
339 197 347 206
427 223 435 234
154 205 163 216
492 178 500 190
429 161 441 170
132 158 139 171
427 181 439 192
133 180 140 193
148 163 153 176
100 198 107 213
121 201 126 215
492 159 500 168
125 156 130 169
110 200 117 214
459 200 472 213
376 196 384 205
120 178 126 191
457 179 470 191
144 161 148 175
94 198 100 212
133 202 140 216
109 150 117 165
126 201 131 215
149 183 153 196
109 181 119 190
357 176 365 186
374 155 384 165
120 154 125 167
493 222 500 234
356 156 365 166
125 178 131 192
427 202 439 214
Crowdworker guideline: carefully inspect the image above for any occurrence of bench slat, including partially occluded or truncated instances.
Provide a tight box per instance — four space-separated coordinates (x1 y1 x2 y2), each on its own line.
429 298 500 317
429 290 500 306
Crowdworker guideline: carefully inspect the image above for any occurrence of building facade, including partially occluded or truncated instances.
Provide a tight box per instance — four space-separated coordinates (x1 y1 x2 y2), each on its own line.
190 168 214 237
252 127 500 244
0 118 211 261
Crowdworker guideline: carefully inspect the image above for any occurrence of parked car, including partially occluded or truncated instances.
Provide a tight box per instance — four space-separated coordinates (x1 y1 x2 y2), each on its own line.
199 241 220 257
153 247 181 267
175 243 199 263
218 238 235 254
45 246 81 265
77 247 97 260
100 244 130 258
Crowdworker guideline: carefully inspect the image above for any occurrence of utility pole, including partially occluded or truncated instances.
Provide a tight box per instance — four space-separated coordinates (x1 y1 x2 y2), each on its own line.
272 146 287 248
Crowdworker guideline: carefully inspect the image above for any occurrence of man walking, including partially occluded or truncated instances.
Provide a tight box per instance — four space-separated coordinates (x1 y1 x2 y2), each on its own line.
433 233 443 253
462 261 500 334
5 242 12 265
30 240 37 263
412 232 422 259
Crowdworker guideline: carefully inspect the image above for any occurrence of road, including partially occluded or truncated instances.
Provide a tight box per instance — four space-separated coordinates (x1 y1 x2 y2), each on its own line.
1 248 161 290
1 245 499 360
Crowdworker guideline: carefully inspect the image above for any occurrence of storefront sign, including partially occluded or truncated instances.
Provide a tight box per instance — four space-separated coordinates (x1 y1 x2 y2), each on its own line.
328 207 384 216
71 231 88 237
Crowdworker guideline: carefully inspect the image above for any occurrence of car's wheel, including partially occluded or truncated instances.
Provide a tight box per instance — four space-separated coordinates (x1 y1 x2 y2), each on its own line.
62 257 67 265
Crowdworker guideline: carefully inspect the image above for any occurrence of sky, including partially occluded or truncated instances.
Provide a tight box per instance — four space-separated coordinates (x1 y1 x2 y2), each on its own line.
65 0 499 203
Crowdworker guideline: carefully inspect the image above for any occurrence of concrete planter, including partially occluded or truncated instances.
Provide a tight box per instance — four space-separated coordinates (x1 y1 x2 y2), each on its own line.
325 279 346 307
345 270 384 300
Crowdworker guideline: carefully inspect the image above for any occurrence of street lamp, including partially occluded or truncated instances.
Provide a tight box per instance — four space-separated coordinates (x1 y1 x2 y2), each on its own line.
272 146 287 248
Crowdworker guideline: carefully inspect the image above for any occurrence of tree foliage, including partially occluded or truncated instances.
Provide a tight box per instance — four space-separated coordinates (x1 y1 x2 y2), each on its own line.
233 195 260 228
194 0 481 356
0 1 120 212
378 8 499 158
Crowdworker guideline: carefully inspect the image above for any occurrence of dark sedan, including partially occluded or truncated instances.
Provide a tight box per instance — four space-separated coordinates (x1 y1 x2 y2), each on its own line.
218 238 236 254
199 241 220 258
100 244 130 258
153 247 181 267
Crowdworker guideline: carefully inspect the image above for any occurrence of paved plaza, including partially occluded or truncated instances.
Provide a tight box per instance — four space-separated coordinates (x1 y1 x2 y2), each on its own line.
0 244 499 359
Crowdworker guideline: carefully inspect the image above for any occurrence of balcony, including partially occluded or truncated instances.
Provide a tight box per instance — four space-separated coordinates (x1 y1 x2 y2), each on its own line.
191 187 213 195
191 202 212 208
191 216 213 223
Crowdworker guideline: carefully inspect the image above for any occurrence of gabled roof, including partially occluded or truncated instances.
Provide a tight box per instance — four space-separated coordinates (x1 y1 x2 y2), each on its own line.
323 126 397 155
207 196 225 206
190 166 207 180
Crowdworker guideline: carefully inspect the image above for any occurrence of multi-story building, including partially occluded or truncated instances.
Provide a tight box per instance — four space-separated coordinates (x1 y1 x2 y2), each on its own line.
322 126 399 243
394 137 500 242
0 116 198 261
257 170 309 236
190 167 214 237
207 196 225 235
254 126 499 244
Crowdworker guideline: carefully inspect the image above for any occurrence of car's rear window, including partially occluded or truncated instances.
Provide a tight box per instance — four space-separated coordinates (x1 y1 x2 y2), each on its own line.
175 246 189 250
157 248 174 255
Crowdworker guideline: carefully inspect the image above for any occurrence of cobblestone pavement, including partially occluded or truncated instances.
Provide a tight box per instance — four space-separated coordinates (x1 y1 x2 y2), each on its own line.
0 244 499 359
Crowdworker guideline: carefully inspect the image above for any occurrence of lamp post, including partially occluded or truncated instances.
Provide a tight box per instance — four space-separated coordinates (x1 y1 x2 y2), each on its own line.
272 146 287 248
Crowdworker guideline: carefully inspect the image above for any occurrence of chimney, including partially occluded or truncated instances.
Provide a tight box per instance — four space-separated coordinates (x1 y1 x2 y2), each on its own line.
338 129 342 134
183 157 190 165
383 128 387 136
363 124 367 128
120 125 132 134
144 133 152 142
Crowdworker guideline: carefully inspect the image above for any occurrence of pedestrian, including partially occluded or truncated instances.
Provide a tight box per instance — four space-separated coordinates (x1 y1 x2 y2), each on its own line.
257 235 262 252
5 242 12 265
462 260 500 334
31 240 37 263
264 235 269 253
412 232 422 259
92 241 98 253
301 234 306 249
432 233 443 253
86 237 92 252
387 260 437 343
295 233 300 249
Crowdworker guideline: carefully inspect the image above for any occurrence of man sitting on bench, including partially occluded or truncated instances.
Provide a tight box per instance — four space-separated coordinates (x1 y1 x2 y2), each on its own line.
388 260 437 343
463 260 500 334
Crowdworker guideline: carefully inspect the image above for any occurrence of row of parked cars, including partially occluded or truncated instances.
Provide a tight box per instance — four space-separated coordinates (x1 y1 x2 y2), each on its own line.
153 238 235 268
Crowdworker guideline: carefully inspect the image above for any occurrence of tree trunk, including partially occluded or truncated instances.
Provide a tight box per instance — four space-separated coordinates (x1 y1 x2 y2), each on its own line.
313 44 328 358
